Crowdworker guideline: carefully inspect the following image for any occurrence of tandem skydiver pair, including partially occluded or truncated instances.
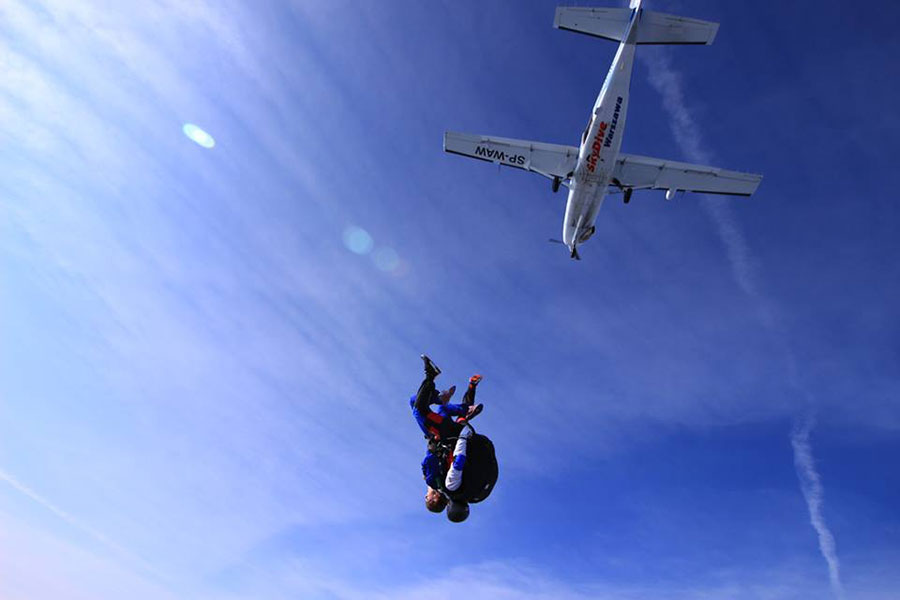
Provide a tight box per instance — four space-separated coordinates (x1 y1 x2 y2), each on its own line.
409 355 498 523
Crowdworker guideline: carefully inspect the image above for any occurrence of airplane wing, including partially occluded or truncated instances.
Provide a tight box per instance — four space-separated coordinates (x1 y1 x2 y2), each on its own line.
444 131 579 180
612 153 762 196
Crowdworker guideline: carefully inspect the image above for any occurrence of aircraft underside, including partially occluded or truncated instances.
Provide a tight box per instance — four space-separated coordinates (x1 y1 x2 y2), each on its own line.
442 2 762 260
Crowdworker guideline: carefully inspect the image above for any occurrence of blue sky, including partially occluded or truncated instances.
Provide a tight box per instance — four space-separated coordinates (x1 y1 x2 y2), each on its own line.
1 0 899 598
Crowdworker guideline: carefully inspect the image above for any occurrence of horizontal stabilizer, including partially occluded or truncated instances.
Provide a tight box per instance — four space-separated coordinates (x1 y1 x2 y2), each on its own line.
444 131 579 180
554 7 632 43
555 7 719 45
613 153 762 196
638 9 719 45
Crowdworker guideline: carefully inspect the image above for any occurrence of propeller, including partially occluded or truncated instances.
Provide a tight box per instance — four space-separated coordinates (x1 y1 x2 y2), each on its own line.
549 238 580 260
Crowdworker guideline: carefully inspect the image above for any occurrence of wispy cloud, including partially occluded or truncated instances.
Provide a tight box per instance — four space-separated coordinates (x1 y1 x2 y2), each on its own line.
640 51 759 298
193 556 858 600
0 0 429 584
791 413 845 599
640 46 845 598
0 468 166 581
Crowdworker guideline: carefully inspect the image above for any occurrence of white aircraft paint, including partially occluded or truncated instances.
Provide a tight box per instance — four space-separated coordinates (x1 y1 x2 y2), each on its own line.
444 1 761 260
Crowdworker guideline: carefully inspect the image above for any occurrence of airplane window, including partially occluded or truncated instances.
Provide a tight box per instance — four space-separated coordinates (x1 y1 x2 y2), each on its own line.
581 118 592 144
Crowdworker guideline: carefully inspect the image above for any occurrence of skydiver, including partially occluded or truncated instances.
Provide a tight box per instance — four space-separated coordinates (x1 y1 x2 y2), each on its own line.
425 423 477 522
410 355 483 518
422 412 497 523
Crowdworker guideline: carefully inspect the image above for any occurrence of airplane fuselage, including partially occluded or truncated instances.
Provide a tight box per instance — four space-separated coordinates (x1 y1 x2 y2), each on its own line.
562 11 638 256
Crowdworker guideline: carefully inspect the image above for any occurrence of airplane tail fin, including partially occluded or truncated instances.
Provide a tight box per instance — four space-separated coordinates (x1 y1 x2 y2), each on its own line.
554 6 719 46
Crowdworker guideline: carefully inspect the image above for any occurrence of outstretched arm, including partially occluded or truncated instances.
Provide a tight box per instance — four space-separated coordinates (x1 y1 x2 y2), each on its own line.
445 425 473 492
443 375 484 416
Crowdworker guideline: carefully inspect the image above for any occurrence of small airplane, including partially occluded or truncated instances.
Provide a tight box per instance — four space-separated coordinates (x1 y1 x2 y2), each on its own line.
444 0 762 260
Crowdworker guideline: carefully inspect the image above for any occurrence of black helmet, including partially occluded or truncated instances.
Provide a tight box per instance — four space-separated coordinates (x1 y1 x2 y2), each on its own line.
446 500 470 523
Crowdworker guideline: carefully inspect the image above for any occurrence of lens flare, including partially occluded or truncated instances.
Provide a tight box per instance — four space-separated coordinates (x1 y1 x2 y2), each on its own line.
373 247 399 272
182 123 215 148
343 226 373 255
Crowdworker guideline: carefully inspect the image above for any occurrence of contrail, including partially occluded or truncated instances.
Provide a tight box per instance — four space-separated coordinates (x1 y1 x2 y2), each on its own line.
639 48 845 598
0 467 167 582
640 51 759 298
791 414 845 599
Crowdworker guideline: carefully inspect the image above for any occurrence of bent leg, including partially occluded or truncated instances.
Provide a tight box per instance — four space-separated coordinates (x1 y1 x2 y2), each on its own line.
413 376 448 439
462 382 477 407
448 376 482 426
413 376 437 414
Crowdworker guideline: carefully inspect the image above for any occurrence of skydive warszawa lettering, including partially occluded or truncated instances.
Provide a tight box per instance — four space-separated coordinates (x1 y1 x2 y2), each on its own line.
586 121 608 173
603 96 623 148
